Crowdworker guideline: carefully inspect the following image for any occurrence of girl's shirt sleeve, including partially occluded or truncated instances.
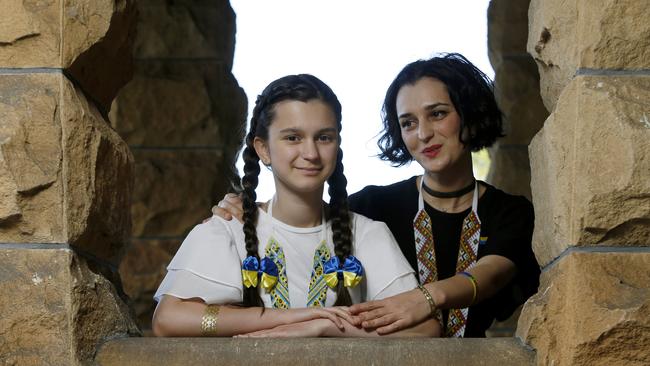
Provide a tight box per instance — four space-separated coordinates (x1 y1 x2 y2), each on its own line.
352 214 418 301
153 217 243 304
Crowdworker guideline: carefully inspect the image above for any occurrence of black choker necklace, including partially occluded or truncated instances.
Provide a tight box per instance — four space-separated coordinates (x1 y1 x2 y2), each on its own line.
422 179 476 198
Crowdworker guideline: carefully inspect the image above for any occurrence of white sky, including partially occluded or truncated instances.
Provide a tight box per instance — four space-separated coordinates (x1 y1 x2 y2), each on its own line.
231 0 494 201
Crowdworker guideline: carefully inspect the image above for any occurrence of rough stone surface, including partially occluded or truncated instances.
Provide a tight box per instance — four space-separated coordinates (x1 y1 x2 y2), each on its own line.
65 0 137 113
487 144 532 200
0 73 64 242
528 0 650 111
517 251 650 366
133 0 236 62
0 0 137 113
493 56 548 146
110 62 246 149
0 247 139 366
61 77 134 265
487 0 530 69
529 75 650 266
0 0 60 67
96 337 535 366
130 149 228 238
119 238 182 328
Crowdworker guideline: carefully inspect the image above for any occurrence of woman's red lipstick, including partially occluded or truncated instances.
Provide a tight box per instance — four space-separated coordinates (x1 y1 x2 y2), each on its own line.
422 144 442 158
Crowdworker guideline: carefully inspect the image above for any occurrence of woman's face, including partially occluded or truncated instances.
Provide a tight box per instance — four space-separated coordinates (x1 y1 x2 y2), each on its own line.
396 77 468 175
254 99 339 196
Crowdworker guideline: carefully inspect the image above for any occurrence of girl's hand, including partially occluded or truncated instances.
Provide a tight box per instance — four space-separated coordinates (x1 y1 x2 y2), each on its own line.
279 307 354 331
210 193 244 222
348 289 431 335
236 318 333 338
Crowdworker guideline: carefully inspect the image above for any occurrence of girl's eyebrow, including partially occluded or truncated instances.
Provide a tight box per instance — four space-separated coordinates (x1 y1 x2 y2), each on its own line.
398 102 450 119
278 127 338 134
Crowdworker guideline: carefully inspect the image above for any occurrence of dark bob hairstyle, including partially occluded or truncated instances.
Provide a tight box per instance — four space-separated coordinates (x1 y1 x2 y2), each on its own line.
377 53 504 166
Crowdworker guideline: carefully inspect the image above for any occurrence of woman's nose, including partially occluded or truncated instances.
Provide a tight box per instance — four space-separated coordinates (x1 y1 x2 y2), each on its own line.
417 121 434 141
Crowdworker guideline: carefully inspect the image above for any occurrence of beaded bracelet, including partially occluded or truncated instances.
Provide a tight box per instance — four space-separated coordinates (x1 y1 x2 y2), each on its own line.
458 271 478 305
201 304 220 336
417 285 439 319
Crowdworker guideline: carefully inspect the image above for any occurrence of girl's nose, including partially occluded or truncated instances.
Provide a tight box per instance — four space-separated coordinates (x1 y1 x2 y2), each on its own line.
301 140 319 160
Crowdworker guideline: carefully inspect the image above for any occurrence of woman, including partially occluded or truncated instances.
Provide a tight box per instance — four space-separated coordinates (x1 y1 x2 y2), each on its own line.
153 74 440 337
214 54 539 337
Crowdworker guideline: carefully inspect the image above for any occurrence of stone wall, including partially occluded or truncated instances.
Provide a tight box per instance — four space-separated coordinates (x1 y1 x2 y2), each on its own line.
110 0 247 330
0 1 139 364
516 0 650 365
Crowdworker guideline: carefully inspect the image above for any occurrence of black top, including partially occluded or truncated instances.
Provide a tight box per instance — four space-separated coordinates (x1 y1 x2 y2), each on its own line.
349 176 540 337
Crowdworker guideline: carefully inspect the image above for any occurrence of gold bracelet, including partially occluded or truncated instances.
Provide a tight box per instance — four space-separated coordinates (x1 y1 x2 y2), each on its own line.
201 304 220 336
417 285 439 320
458 271 478 305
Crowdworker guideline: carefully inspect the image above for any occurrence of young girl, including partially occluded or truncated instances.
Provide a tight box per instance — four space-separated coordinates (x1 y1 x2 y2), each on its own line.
152 74 440 337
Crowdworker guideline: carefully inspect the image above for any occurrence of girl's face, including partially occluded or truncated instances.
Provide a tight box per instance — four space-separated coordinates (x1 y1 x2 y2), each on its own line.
254 99 339 196
396 77 468 175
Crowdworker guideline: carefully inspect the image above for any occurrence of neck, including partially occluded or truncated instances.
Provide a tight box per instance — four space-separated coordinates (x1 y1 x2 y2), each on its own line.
422 153 475 212
271 188 324 228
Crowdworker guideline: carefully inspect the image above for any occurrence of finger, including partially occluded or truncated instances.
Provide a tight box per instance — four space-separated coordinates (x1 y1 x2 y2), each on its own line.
222 200 244 222
376 319 406 335
211 206 233 221
319 310 344 330
327 308 355 325
358 307 388 323
361 311 394 329
349 301 377 315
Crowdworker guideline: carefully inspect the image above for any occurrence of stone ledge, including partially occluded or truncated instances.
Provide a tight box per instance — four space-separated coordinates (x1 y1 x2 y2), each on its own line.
95 337 534 366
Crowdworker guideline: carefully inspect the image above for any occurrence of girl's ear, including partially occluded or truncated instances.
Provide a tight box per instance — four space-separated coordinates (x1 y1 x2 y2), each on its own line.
253 137 271 166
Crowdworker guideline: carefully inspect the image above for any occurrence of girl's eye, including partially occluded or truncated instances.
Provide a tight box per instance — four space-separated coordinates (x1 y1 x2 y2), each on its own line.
318 135 334 142
285 135 300 142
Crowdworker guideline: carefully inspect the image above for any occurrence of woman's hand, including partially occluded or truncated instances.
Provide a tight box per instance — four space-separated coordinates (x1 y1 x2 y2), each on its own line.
236 318 333 338
348 288 432 335
279 306 354 331
210 193 244 222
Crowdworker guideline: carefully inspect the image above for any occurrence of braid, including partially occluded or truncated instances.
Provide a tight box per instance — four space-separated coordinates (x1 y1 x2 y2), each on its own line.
328 148 354 306
240 99 266 307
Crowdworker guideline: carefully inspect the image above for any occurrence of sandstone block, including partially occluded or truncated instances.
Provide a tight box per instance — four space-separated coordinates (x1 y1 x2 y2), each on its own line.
529 75 650 266
517 251 650 366
528 0 650 111
493 56 548 146
0 0 137 112
0 247 139 366
110 61 247 149
0 73 134 265
487 0 530 68
130 149 231 238
0 73 65 242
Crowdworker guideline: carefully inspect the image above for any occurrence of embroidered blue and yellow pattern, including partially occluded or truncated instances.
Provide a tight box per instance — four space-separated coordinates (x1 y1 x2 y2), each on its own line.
264 237 290 308
306 241 331 307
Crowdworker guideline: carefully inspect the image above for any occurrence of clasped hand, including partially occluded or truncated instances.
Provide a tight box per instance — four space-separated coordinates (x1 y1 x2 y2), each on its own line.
348 288 432 335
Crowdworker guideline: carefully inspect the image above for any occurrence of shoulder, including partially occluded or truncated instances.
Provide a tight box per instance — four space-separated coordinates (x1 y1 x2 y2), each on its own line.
349 212 396 248
480 182 534 221
349 176 419 214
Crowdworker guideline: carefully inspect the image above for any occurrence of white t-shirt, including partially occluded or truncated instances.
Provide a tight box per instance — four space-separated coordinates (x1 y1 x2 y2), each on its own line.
154 209 417 307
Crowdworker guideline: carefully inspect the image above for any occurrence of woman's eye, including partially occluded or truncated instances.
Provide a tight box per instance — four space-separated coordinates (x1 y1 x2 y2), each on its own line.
400 120 415 129
431 110 447 119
